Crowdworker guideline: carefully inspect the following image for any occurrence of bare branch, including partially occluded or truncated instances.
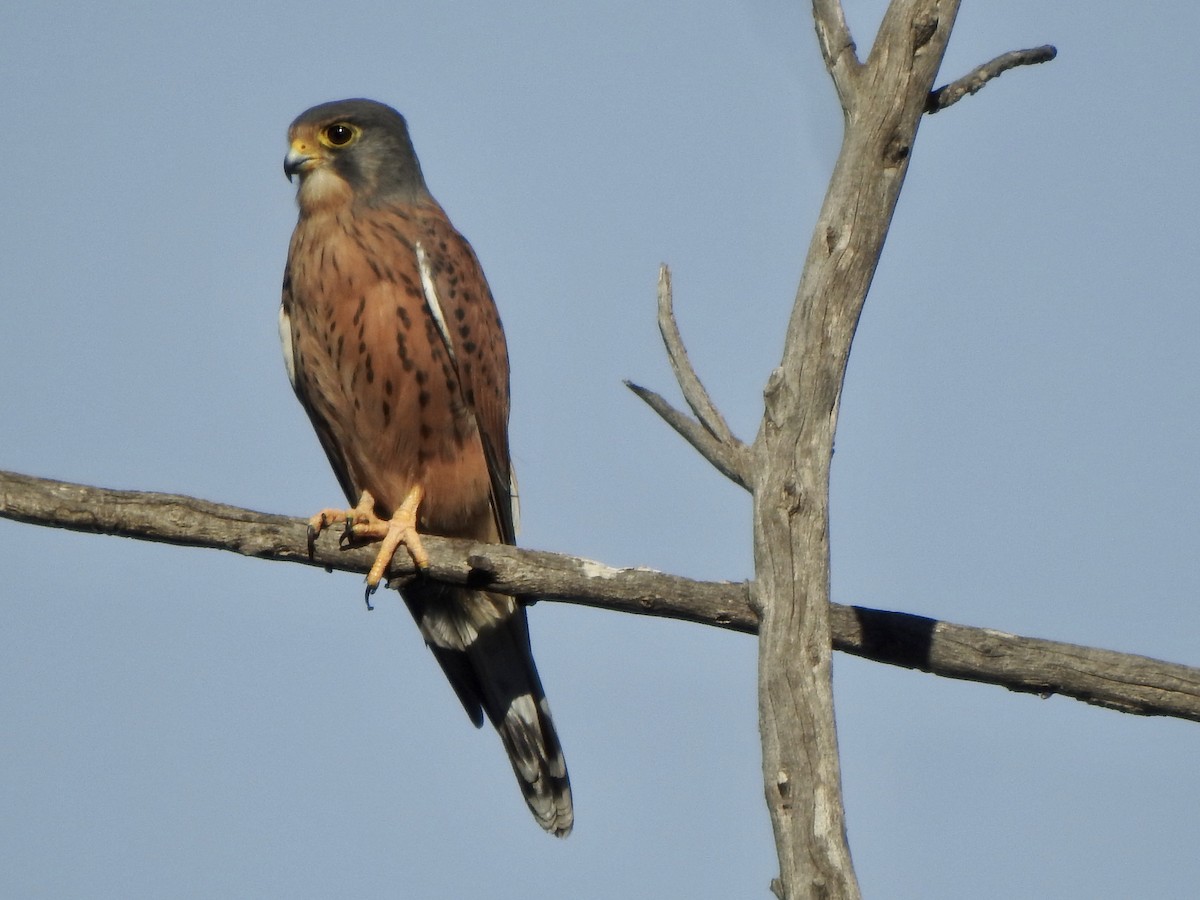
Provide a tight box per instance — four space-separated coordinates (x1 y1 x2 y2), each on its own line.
0 468 747 625
4 468 1199 724
624 381 752 491
656 265 742 451
626 266 752 489
812 0 861 106
832 606 1200 723
927 45 1058 113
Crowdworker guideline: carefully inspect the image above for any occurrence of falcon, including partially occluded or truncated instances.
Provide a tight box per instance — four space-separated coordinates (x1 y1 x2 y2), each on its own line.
279 98 572 836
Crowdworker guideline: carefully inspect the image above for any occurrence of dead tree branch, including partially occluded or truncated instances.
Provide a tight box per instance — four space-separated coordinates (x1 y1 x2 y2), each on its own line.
654 265 742 451
624 380 753 489
626 265 753 490
927 45 1058 113
6 469 1197 723
812 0 861 107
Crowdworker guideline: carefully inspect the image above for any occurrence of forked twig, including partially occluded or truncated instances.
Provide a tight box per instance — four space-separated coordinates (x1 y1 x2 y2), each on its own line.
627 266 752 490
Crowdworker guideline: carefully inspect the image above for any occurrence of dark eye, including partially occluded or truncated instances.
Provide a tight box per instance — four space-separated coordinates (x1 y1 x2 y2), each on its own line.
324 123 355 146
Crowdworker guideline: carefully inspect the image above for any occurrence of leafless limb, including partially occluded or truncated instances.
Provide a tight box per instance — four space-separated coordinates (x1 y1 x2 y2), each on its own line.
5 468 1198 723
655 266 743 452
834 606 1200 723
927 45 1058 113
623 381 752 490
812 0 861 106
625 266 753 490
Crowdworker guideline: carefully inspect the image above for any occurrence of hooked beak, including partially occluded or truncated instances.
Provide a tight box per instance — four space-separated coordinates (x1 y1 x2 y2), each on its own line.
284 141 320 182
284 148 310 182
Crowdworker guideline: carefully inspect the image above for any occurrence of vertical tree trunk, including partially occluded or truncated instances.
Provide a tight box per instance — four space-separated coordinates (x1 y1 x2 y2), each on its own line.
753 3 960 896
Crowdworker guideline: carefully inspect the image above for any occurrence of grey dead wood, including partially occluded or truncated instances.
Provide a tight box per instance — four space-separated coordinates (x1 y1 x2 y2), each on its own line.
751 3 961 896
629 3 1064 897
4 469 1197 728
624 266 753 491
927 45 1058 113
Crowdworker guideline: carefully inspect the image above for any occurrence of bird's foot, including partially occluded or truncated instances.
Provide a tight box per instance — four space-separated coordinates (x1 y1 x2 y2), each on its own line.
306 490 381 555
306 487 430 593
362 484 430 591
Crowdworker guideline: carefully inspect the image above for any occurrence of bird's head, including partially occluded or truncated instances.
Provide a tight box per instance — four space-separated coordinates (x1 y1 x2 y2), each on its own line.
285 98 429 211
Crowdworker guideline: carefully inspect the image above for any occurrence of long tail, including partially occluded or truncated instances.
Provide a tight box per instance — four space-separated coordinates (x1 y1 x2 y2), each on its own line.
400 581 573 836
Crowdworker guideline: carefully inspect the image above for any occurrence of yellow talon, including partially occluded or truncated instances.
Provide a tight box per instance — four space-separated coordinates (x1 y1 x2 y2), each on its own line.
307 486 429 589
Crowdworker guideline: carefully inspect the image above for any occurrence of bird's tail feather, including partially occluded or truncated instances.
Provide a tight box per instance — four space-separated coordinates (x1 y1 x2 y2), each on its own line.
401 582 573 836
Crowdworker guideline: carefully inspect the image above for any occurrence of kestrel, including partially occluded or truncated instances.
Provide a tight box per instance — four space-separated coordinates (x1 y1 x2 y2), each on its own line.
279 98 572 836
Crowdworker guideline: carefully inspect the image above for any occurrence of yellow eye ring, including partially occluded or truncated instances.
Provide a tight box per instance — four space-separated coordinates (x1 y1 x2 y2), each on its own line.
320 122 360 148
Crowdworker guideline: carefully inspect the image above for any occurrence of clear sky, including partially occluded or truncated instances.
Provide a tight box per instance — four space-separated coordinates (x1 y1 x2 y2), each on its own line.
2 2 1198 898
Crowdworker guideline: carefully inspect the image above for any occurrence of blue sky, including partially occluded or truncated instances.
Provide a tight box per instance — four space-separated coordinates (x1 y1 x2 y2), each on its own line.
2 2 1198 898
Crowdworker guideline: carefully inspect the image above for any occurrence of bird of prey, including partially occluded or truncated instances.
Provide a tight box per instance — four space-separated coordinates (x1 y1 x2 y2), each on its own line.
279 98 572 836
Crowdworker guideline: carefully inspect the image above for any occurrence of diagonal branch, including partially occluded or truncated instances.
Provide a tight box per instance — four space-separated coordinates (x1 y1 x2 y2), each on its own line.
656 265 741 450
624 380 752 491
626 266 753 489
812 0 862 107
926 45 1058 113
3 469 1199 724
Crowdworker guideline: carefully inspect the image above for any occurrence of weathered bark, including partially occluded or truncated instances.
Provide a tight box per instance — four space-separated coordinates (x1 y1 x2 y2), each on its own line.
748 4 963 896
624 6 1057 892
927 45 1057 113
6 470 1198 723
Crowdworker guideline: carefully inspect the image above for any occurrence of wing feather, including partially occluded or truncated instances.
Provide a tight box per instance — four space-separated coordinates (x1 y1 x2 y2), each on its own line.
415 214 517 544
280 285 359 506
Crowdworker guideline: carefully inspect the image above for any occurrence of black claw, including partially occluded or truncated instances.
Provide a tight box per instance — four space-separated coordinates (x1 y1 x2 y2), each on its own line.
306 523 318 558
364 582 377 611
338 515 356 548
